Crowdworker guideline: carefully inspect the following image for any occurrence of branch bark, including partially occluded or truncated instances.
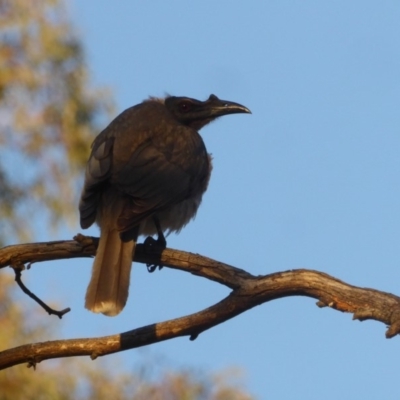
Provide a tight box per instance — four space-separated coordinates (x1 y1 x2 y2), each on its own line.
1 234 400 370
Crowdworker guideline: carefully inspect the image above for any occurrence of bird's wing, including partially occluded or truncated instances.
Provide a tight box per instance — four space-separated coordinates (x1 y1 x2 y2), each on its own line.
79 103 209 235
79 134 114 228
113 131 208 235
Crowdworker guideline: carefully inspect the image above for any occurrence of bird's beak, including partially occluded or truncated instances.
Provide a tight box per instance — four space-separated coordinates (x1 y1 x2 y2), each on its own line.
206 94 251 117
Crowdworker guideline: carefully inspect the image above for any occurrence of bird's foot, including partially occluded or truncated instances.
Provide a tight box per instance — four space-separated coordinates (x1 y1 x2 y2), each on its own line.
144 235 166 253
144 235 167 273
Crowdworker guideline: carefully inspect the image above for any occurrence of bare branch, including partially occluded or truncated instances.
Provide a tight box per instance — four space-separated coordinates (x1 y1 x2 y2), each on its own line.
1 235 400 370
12 266 71 318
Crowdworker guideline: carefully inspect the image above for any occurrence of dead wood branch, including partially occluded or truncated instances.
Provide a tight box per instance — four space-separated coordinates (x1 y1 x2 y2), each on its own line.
1 234 400 370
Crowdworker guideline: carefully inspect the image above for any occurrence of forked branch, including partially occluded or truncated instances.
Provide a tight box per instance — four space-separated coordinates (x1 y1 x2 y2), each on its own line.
1 234 400 370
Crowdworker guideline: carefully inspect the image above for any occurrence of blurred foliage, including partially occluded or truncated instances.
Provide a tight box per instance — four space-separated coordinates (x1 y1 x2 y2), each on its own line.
0 274 254 399
0 0 113 244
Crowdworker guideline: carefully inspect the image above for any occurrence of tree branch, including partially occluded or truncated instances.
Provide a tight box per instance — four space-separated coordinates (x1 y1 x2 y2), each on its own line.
1 235 400 370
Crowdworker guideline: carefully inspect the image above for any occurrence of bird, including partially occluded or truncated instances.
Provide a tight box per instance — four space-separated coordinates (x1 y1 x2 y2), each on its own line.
79 94 251 316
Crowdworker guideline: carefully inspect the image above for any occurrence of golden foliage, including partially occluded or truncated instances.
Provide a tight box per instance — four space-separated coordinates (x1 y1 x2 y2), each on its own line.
0 0 113 243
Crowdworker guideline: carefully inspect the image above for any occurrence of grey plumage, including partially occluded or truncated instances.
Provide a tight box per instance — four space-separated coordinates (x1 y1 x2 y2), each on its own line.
79 94 250 316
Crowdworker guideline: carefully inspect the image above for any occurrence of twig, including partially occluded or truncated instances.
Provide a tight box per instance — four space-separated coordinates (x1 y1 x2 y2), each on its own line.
11 264 70 318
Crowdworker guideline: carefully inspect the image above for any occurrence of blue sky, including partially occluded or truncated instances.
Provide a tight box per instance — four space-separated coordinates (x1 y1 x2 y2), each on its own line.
24 1 400 398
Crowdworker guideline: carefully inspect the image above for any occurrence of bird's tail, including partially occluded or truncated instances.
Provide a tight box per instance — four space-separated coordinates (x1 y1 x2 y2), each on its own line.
85 227 135 316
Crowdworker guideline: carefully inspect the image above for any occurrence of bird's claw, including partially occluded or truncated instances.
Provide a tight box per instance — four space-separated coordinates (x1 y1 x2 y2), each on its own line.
146 263 162 273
144 235 166 273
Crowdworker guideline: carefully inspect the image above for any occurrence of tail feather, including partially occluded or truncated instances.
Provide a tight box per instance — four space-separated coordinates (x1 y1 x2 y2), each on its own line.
85 227 135 316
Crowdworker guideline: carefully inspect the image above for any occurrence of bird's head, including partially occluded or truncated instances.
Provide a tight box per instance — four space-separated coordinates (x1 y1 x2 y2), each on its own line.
164 94 251 130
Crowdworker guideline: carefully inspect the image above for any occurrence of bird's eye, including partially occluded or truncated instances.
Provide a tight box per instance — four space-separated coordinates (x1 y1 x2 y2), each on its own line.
179 102 192 112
